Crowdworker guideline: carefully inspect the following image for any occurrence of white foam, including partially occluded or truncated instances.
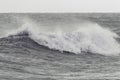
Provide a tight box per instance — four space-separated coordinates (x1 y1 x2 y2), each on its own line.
4 22 120 56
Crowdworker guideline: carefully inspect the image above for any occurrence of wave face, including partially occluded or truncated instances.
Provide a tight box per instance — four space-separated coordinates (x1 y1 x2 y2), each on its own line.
4 21 120 56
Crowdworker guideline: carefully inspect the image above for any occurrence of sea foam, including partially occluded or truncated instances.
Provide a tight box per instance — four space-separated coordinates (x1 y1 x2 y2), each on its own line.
4 22 120 56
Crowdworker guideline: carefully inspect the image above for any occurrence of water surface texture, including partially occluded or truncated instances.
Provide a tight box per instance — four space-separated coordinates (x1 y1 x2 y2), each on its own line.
0 13 120 80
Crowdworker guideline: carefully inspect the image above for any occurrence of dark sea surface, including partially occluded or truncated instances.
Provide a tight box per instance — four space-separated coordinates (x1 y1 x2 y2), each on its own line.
0 13 120 80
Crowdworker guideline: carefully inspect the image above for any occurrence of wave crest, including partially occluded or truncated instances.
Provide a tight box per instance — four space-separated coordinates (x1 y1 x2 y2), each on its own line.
4 22 120 56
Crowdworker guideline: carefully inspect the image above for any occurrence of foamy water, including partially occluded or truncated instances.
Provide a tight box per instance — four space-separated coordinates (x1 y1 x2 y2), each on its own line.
0 13 120 80
3 20 120 56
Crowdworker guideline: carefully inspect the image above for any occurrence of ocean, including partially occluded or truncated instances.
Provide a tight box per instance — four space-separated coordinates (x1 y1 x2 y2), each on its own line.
0 13 120 80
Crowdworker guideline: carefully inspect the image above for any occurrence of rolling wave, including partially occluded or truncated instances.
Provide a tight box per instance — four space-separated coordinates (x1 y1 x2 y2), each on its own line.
1 22 120 56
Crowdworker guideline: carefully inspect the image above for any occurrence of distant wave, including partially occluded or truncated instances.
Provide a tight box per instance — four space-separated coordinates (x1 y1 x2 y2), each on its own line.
2 22 120 56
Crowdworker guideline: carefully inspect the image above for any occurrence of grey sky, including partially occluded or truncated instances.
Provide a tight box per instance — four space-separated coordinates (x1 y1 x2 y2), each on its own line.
0 0 120 12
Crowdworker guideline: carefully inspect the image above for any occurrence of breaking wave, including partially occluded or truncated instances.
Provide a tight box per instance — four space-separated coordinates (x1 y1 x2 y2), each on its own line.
3 22 120 56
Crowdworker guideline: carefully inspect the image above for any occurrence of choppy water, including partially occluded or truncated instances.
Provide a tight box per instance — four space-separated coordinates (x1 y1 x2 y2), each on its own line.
0 13 120 80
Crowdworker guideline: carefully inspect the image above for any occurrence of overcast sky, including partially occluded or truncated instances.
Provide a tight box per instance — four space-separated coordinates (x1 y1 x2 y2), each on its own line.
0 0 120 13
